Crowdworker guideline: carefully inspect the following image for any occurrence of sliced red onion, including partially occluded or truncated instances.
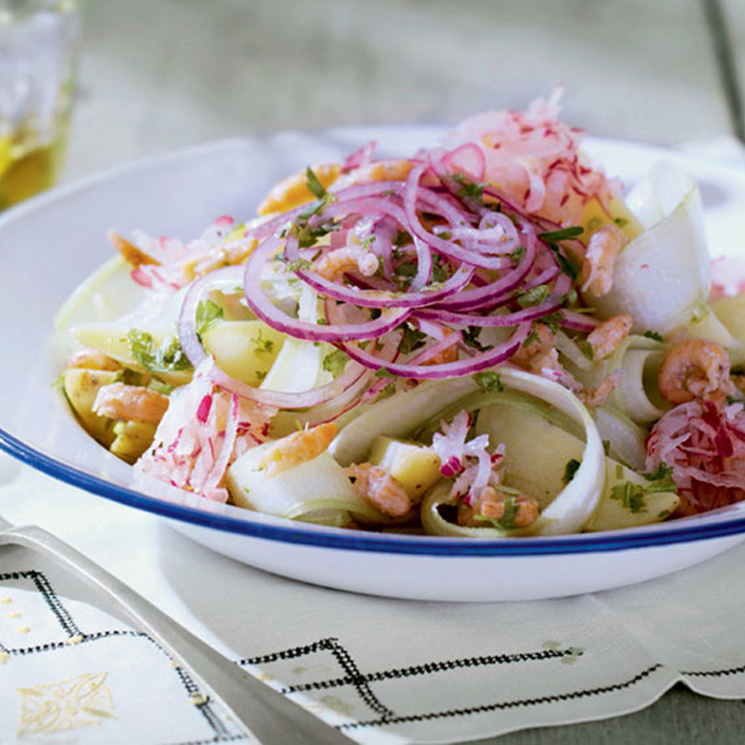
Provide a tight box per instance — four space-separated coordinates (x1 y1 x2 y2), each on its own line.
243 237 411 341
340 323 531 380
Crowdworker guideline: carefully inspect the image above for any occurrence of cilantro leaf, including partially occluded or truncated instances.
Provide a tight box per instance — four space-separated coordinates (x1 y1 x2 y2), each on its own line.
195 299 224 338
473 370 504 393
643 330 664 342
517 284 550 308
563 459 581 484
538 226 584 242
399 324 427 355
610 481 648 514
127 329 192 372
305 166 327 199
322 347 349 377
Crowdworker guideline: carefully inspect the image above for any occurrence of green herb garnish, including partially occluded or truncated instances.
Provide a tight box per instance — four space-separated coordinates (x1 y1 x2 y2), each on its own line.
322 347 349 377
473 370 504 393
127 330 192 372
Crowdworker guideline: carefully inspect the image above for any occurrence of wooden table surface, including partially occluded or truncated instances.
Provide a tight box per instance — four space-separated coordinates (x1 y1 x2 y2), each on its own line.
63 1 745 742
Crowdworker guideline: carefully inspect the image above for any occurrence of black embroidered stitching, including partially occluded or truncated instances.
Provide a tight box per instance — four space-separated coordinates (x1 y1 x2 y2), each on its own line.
284 647 575 693
683 664 745 677
339 663 664 730
240 636 395 719
1 570 81 637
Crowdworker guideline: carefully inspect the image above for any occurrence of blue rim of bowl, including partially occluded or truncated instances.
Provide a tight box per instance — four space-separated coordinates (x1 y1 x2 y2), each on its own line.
4 425 745 555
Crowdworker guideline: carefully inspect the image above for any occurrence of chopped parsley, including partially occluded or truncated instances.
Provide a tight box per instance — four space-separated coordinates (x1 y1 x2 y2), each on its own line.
538 226 584 242
375 367 395 378
127 330 192 372
563 458 581 484
253 330 274 356
642 463 677 493
517 284 550 308
473 370 504 393
643 330 664 342
462 325 493 352
195 299 224 338
509 246 526 264
305 166 327 199
577 339 594 360
375 383 397 402
610 481 648 514
399 324 427 355
286 257 312 272
322 347 349 377
452 173 485 203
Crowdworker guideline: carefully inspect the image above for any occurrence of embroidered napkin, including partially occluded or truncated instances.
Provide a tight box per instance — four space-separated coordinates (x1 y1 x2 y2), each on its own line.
2 457 745 745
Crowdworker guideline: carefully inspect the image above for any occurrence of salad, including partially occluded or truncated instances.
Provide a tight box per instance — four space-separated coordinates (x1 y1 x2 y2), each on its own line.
55 92 745 538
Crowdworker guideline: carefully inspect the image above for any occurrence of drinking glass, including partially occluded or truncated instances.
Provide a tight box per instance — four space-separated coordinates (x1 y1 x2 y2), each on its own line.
0 0 81 210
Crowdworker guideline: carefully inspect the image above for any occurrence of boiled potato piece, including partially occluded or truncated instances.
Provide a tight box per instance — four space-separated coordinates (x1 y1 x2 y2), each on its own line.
202 321 284 386
368 436 441 500
110 420 158 464
63 369 119 447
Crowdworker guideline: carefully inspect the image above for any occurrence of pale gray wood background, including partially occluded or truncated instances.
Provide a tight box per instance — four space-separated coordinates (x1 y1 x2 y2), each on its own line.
64 1 745 742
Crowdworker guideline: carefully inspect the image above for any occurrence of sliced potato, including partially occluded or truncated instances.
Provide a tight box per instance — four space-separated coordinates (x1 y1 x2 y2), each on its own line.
63 369 119 447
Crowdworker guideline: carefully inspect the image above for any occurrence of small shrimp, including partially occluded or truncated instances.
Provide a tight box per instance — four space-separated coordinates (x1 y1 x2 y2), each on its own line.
257 422 338 478
108 229 160 268
511 323 560 374
257 163 342 216
458 486 540 528
580 224 627 297
345 463 411 518
92 383 169 423
586 313 633 361
182 237 258 279
332 159 415 190
313 247 378 281
578 371 622 409
66 348 122 372
657 338 736 405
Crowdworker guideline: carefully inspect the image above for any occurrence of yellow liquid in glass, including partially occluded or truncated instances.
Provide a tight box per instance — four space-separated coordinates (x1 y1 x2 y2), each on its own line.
0 129 67 211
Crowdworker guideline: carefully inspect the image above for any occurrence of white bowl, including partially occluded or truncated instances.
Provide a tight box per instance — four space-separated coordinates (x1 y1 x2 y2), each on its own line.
3 127 745 602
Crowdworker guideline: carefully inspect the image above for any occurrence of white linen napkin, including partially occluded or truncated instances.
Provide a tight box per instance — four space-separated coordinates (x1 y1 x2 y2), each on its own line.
2 458 745 745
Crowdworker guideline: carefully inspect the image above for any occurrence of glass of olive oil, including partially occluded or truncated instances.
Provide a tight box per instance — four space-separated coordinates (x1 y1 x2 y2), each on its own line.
0 0 81 210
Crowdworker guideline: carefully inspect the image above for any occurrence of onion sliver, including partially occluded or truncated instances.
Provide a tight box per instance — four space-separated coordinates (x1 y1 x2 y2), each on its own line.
341 323 531 379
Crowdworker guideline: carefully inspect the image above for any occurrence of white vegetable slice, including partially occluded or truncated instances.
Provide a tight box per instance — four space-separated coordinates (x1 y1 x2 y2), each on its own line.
226 446 385 524
588 162 725 338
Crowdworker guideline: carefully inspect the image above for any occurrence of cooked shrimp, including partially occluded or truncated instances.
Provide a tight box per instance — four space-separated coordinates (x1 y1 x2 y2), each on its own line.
586 313 633 361
657 338 735 405
580 224 627 297
257 422 338 478
578 371 622 409
182 237 258 279
511 323 560 374
313 247 379 281
345 463 411 517
66 348 122 372
108 229 160 268
257 163 342 216
459 486 540 528
92 383 169 423
333 159 415 190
